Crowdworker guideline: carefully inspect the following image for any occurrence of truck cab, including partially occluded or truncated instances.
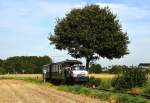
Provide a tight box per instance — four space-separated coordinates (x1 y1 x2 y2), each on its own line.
70 65 89 82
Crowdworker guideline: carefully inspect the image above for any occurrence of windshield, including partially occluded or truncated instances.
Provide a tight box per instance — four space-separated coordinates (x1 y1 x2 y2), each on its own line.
73 66 86 70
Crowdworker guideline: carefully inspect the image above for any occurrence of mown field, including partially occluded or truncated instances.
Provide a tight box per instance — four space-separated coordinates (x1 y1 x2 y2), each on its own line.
0 74 150 103
0 74 42 80
0 74 107 103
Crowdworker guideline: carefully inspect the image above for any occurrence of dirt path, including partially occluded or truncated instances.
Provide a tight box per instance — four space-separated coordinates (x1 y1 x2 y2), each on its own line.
0 80 106 103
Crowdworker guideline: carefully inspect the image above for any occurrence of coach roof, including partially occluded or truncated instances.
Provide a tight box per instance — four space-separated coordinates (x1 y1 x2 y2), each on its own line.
43 60 82 67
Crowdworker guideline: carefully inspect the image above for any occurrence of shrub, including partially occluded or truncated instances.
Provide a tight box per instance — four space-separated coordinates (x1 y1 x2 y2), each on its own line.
109 65 127 74
112 68 148 90
0 67 6 74
111 75 127 90
143 80 150 95
100 78 112 90
86 76 101 88
89 64 102 74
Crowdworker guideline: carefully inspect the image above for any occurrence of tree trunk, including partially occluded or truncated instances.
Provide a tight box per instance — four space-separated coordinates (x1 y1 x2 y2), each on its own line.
86 58 90 70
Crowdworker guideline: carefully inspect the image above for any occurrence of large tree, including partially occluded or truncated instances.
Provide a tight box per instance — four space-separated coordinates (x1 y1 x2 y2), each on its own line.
49 5 129 70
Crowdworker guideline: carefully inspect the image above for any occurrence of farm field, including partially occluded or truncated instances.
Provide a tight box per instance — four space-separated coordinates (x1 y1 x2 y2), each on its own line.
0 79 106 103
0 74 42 79
89 74 115 79
0 73 114 79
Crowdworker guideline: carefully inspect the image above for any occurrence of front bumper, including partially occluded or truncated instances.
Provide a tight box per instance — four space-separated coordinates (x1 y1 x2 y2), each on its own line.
73 76 89 82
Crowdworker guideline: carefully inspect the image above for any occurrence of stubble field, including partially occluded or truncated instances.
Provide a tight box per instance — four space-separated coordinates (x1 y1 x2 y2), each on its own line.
0 75 107 103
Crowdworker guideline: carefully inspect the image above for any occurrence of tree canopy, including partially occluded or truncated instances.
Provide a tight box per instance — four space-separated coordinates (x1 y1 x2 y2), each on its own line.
49 5 129 69
0 56 52 74
89 64 102 73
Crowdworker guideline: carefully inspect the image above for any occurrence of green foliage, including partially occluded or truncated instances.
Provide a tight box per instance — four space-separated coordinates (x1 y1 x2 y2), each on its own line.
145 69 150 74
100 78 112 90
109 65 127 74
0 59 3 66
143 80 150 95
58 85 149 103
112 68 148 90
49 4 129 70
86 76 101 88
118 94 149 103
89 64 102 73
0 67 6 75
0 59 5 74
1 56 52 74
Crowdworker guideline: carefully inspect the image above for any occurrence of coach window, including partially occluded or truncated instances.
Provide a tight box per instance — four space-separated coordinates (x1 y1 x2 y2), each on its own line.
57 65 59 73
56 65 57 72
56 65 58 72
59 65 61 70
58 65 60 71
54 65 56 72
47 66 49 72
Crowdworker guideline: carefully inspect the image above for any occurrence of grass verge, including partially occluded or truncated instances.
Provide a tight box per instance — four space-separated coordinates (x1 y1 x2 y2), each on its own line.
58 85 150 103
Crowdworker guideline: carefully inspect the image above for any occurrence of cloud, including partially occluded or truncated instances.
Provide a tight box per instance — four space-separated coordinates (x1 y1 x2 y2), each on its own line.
1 1 149 35
38 2 150 21
96 3 150 21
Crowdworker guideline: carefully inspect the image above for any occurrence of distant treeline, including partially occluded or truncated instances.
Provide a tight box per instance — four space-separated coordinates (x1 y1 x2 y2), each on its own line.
0 56 52 74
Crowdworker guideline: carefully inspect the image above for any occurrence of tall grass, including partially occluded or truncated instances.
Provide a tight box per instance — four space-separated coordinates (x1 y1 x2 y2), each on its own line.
100 78 112 90
58 85 150 103
143 80 150 95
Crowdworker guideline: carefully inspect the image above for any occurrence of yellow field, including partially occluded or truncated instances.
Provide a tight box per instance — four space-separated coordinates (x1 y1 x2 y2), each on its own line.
89 73 115 79
0 74 42 80
0 73 115 80
0 80 105 103
0 74 106 103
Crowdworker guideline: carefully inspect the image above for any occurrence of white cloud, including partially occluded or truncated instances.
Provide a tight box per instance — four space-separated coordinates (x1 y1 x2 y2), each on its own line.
96 3 150 21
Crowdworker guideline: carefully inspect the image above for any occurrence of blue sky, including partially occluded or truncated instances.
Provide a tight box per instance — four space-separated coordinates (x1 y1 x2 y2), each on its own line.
0 0 150 66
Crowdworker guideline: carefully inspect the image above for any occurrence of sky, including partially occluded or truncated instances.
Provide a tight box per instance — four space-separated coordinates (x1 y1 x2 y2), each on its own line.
0 0 150 66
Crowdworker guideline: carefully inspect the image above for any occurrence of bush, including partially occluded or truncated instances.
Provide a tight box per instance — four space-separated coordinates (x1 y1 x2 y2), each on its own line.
86 76 101 88
0 67 6 74
112 68 148 90
89 64 102 74
109 65 127 74
143 80 150 95
100 78 112 90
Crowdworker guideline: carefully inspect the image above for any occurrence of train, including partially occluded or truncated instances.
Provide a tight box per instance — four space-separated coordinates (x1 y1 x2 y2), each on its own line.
43 60 89 83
